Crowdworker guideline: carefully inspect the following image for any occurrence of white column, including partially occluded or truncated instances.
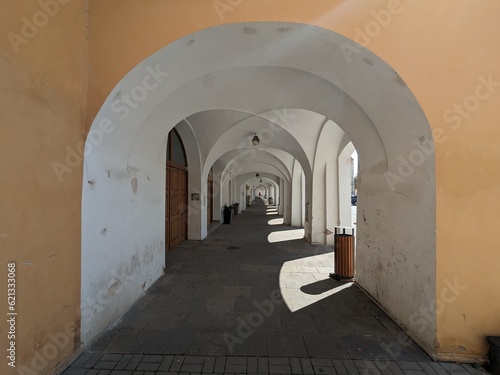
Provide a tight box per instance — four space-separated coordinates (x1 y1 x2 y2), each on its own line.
283 179 292 225
278 178 285 215
291 160 303 227
338 152 354 227
325 160 338 245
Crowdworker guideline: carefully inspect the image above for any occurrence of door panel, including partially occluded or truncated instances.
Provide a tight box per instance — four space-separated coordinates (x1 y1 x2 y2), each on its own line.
166 166 188 250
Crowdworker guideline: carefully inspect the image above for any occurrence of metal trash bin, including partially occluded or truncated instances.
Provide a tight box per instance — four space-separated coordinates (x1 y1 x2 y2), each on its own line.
330 227 355 281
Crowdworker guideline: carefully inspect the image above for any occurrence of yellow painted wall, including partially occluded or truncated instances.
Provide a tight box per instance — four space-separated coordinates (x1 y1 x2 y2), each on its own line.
0 1 87 374
85 0 500 361
1 1 499 372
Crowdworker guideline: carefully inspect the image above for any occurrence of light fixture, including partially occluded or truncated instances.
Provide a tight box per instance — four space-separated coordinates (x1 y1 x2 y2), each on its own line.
260 178 262 183
256 173 260 178
251 133 260 146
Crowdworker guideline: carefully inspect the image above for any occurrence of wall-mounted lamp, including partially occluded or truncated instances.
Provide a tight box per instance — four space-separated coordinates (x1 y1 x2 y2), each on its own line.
255 173 260 178
252 133 260 146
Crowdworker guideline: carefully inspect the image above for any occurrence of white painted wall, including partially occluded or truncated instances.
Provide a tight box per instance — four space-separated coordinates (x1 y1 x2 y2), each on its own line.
338 142 356 227
291 160 304 227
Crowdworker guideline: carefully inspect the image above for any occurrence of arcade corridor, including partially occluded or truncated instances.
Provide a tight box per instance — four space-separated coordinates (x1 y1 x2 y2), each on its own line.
62 201 487 374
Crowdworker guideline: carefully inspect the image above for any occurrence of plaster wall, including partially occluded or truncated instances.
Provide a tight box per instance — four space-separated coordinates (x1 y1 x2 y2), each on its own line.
0 1 88 373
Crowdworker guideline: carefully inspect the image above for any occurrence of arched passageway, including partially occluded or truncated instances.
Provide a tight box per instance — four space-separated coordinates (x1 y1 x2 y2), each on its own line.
81 22 435 356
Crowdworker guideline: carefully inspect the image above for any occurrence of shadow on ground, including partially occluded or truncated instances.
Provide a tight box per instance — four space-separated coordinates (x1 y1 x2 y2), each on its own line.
90 199 429 361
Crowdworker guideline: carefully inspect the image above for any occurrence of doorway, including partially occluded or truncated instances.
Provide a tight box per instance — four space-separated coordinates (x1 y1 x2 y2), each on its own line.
165 129 188 251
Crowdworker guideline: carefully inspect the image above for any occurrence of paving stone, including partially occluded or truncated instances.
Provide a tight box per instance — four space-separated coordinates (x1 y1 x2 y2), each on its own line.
438 362 467 372
269 364 292 374
247 357 258 373
83 352 104 368
72 352 95 368
300 358 315 375
383 362 404 375
181 363 203 372
417 362 439 375
214 357 226 373
270 358 290 366
398 362 422 370
331 359 348 375
159 356 175 371
227 357 247 365
61 368 91 375
126 355 144 370
115 355 133 370
225 364 247 373
109 371 133 375
342 360 360 375
95 362 118 370
203 357 216 373
401 370 426 375
290 358 303 374
313 365 335 374
136 362 160 371
170 356 186 372
258 357 269 374
427 363 450 375
353 360 380 374
469 364 491 374
141 354 164 363
311 359 333 367
101 354 124 362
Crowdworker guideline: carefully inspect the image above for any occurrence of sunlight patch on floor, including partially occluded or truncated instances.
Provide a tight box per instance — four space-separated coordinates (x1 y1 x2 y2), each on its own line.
279 253 353 312
268 218 284 225
267 228 304 243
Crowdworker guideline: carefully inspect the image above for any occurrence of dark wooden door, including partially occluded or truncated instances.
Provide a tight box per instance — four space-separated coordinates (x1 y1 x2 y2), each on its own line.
166 166 188 251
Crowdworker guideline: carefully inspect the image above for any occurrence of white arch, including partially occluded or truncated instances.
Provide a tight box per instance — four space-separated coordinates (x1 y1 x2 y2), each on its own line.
81 23 436 354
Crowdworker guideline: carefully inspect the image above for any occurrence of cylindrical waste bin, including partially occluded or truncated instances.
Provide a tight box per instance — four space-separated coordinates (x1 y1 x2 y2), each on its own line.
233 203 240 215
268 197 273 205
331 227 355 280
223 206 232 224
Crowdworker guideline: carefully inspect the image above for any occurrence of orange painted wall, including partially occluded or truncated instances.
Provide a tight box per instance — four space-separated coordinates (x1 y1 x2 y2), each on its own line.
1 1 499 373
85 0 500 361
0 1 87 374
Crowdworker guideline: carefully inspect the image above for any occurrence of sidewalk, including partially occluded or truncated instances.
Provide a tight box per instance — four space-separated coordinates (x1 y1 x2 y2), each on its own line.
62 199 490 374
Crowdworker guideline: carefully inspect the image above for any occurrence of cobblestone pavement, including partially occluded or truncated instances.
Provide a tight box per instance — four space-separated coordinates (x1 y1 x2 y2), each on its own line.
62 200 490 374
63 352 490 375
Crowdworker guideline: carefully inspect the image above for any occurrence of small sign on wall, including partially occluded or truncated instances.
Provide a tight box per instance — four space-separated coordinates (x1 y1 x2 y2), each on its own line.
191 193 200 201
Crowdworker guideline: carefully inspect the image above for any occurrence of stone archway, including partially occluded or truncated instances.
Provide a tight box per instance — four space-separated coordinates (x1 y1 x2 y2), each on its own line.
81 22 435 354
